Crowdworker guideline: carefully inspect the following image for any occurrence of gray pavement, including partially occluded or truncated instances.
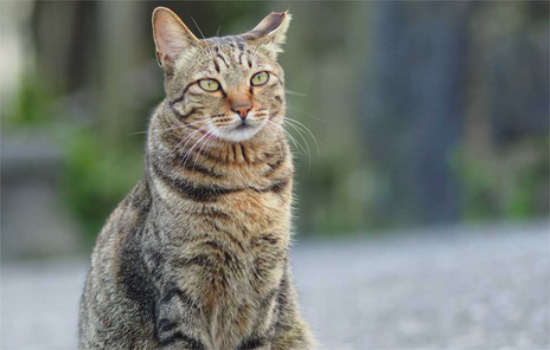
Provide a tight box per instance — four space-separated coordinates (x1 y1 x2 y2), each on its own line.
2 222 549 349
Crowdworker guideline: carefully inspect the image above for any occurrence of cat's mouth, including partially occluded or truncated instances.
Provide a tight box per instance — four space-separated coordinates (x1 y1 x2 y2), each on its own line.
213 119 266 142
235 122 252 131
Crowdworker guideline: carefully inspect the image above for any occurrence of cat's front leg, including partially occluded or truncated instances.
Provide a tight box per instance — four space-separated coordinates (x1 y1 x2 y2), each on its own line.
154 285 207 350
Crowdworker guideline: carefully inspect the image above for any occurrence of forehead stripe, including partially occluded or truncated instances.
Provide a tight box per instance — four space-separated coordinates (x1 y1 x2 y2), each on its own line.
213 59 220 73
216 53 230 68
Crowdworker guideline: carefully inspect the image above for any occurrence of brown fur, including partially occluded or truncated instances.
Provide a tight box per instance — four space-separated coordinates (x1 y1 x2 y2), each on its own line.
79 7 315 350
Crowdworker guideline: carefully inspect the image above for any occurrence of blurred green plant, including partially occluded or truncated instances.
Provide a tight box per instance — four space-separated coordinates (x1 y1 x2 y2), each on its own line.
456 134 550 222
456 153 500 220
63 129 143 243
3 74 56 128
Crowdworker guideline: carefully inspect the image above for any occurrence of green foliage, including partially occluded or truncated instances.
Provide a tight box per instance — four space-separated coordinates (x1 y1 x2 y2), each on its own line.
295 153 378 235
456 135 550 222
63 129 143 243
456 154 500 221
3 74 55 128
507 177 536 219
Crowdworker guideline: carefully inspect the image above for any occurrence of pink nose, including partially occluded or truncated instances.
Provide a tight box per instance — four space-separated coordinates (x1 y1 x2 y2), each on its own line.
231 103 252 119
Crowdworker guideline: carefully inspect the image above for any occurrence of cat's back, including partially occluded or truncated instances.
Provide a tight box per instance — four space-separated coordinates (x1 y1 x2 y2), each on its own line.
89 179 151 264
79 180 156 349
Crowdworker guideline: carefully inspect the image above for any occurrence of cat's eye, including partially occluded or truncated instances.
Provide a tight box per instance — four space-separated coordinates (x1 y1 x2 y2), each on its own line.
251 71 269 87
198 79 220 92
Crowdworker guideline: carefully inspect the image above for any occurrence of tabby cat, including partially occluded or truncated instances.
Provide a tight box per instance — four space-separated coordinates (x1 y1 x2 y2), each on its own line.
78 7 315 350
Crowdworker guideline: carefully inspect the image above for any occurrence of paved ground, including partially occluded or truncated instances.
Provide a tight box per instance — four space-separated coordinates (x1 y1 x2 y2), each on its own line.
2 222 549 349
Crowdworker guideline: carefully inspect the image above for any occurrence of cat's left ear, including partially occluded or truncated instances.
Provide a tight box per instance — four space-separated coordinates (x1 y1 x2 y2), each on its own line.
242 11 291 59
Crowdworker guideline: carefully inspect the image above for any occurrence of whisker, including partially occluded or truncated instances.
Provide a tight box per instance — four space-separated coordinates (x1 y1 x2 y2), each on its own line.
273 122 308 164
284 120 312 164
201 128 222 166
216 13 225 37
267 120 310 167
181 130 212 169
189 17 217 60
286 106 325 122
196 128 217 168
281 117 321 155
191 17 207 40
284 89 307 97
265 123 286 160
169 127 205 158
202 128 218 158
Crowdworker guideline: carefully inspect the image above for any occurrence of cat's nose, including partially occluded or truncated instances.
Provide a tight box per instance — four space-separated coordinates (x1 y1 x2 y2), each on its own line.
231 102 252 120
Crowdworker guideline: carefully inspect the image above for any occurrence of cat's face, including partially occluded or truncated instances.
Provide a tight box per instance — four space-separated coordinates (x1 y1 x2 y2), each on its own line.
153 8 290 143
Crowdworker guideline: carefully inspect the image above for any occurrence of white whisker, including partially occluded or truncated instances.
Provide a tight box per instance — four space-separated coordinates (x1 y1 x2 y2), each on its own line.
267 120 310 167
286 106 325 122
181 130 212 169
169 127 205 158
284 89 307 97
283 120 312 164
281 117 321 155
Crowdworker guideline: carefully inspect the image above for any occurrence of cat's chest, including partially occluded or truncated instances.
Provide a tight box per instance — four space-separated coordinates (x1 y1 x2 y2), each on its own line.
160 197 290 279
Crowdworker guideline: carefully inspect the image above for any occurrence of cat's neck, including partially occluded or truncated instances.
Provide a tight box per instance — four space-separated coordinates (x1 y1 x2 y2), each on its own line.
144 104 289 200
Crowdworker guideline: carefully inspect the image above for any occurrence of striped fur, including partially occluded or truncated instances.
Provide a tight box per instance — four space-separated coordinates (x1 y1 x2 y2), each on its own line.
79 7 315 350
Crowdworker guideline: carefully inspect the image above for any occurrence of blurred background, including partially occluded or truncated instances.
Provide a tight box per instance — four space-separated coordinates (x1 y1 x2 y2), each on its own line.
1 1 549 349
2 0 549 256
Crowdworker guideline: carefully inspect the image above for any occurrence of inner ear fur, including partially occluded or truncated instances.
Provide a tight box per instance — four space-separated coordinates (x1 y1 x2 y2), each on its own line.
243 11 291 58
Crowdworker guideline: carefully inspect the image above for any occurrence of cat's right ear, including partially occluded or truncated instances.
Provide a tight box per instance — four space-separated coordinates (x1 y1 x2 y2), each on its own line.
152 7 201 71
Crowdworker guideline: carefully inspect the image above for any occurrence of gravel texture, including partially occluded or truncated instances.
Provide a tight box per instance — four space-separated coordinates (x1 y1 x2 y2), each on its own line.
2 222 549 349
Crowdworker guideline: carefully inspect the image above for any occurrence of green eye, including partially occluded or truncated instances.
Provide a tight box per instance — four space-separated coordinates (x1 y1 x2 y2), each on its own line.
251 71 269 86
198 79 220 92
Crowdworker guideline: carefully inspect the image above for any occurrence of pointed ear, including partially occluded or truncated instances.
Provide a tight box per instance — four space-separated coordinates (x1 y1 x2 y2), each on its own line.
243 11 291 59
152 7 201 70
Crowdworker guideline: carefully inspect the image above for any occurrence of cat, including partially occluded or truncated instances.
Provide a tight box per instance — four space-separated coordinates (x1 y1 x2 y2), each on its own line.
79 7 315 350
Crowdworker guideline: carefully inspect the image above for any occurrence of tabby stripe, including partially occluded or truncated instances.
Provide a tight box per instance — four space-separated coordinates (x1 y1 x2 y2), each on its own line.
259 288 279 309
159 332 206 349
153 150 221 179
208 219 246 251
246 49 253 67
169 82 195 107
239 51 245 66
170 106 199 121
261 177 290 194
185 208 231 220
152 162 242 202
213 59 220 73
157 318 178 333
154 160 288 200
237 40 245 52
161 287 200 311
216 53 230 68
241 144 249 163
203 240 241 269
130 181 152 214
175 156 223 179
196 145 278 166
204 240 232 258
173 254 213 268
264 151 287 177
237 337 267 350
275 271 289 320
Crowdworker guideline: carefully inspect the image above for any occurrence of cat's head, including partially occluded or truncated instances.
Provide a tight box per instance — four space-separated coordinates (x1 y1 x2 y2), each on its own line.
152 7 290 143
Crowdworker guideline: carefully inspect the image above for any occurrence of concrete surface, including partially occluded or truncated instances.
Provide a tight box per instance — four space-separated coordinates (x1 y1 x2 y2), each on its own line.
2 222 549 349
